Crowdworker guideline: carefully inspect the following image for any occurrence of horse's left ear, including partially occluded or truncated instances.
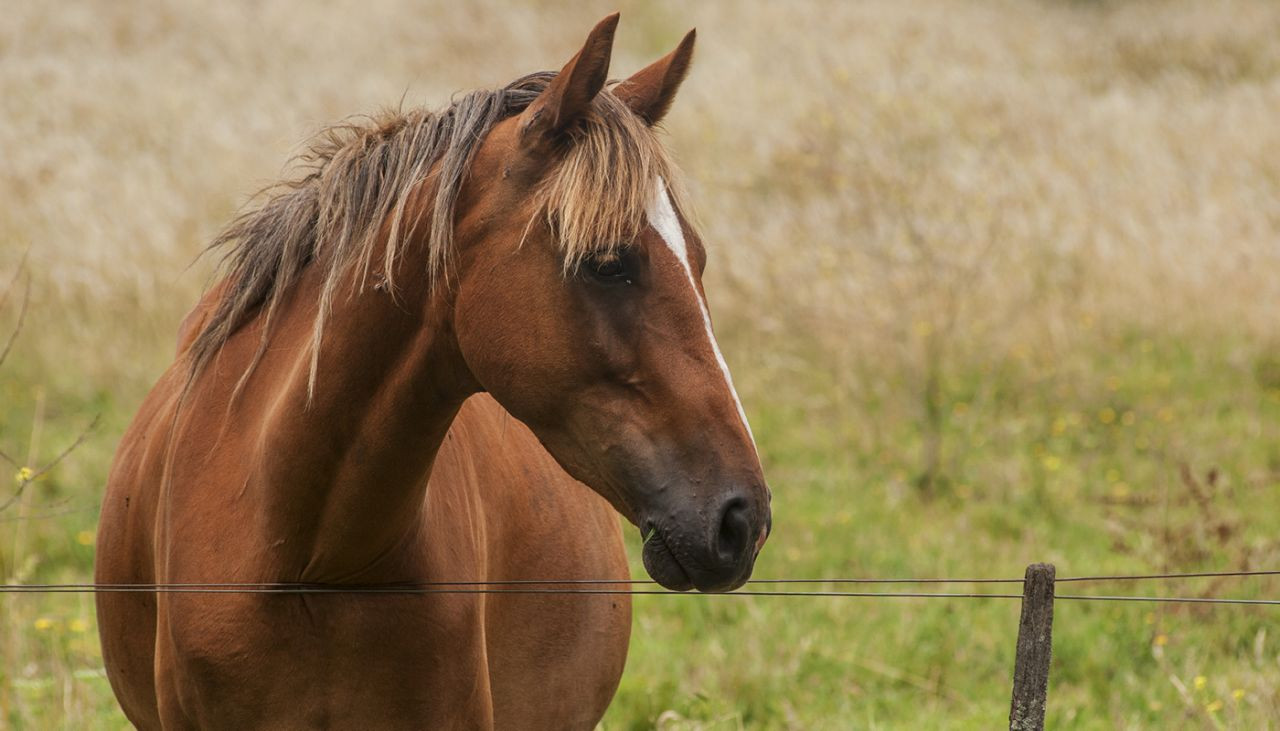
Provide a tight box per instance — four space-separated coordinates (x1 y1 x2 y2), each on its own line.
614 29 696 126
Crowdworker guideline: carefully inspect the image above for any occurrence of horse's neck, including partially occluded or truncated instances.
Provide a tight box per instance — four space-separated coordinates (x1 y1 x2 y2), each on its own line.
233 266 475 582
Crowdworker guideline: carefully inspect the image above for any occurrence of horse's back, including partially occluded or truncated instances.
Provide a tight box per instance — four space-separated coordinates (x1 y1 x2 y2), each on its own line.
432 395 631 730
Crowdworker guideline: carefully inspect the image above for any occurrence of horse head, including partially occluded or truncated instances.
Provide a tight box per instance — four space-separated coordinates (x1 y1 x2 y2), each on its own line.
448 15 771 592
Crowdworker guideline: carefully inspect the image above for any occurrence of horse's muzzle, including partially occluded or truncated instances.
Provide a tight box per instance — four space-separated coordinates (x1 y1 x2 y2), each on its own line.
641 492 770 593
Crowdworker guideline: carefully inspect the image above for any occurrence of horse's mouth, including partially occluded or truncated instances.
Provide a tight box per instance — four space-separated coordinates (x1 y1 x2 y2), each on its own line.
641 523 758 593
640 528 695 592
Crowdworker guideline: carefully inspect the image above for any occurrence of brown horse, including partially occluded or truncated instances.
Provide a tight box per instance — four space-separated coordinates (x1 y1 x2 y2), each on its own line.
95 14 770 729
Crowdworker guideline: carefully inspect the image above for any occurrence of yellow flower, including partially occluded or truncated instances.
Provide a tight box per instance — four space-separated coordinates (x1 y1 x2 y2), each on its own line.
1205 700 1223 713
14 466 34 484
69 618 89 633
1154 634 1168 646
33 617 54 631
1106 468 1121 483
1098 408 1116 425
1051 417 1067 435
1194 675 1207 690
1232 689 1245 701
1111 482 1130 499
1041 455 1062 472
76 530 94 546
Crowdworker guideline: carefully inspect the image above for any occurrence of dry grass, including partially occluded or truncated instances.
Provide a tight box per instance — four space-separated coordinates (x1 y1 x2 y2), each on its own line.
2 0 1280 728
3 0 1279 377
3 0 1278 411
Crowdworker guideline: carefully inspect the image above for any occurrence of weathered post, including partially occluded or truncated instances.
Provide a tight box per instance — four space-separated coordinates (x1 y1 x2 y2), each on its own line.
1009 563 1055 731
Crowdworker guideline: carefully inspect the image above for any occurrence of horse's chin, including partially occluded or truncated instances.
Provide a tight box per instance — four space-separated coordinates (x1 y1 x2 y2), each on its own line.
641 533 695 592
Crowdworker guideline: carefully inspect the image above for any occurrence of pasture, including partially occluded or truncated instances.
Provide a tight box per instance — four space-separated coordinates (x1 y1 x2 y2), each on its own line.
2 0 1279 727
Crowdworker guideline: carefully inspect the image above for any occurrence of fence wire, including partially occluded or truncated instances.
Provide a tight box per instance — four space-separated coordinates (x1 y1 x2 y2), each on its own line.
1 569 1278 605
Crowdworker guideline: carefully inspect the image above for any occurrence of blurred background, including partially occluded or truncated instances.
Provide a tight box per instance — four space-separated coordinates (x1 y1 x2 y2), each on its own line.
2 0 1279 727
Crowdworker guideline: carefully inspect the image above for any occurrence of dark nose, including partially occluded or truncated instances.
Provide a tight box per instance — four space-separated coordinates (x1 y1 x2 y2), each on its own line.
715 495 753 565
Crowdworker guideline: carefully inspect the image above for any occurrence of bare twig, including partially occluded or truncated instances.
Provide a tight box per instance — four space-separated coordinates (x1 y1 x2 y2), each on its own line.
0 260 31 372
0 415 100 514
0 498 91 524
0 248 29 312
0 257 31 472
1 254 102 514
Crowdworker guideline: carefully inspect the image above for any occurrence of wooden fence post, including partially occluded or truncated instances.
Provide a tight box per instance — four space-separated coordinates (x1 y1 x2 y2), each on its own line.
1009 563 1055 731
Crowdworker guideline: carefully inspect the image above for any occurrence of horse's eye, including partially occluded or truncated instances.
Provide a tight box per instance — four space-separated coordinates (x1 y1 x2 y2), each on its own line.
585 252 629 283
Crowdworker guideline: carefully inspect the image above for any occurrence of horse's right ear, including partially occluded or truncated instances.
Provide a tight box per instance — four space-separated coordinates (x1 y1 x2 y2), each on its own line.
519 13 619 145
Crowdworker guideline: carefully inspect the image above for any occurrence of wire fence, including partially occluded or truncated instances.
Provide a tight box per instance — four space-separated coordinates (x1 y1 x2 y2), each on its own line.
2 568 1278 605
3 562 1273 729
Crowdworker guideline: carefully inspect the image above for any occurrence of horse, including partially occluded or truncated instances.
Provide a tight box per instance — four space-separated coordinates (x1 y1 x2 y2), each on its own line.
95 14 771 729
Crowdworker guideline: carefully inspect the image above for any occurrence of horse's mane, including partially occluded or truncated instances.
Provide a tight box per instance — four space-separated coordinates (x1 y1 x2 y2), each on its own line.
188 71 685 394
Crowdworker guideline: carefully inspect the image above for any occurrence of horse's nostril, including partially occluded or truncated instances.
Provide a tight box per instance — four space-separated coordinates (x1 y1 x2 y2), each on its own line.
716 496 751 561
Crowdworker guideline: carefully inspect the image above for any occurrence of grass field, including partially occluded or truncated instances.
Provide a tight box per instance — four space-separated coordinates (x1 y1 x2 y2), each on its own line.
3 0 1280 728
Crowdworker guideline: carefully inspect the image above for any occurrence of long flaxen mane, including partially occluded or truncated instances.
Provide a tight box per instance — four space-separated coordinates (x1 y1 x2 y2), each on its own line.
188 70 687 395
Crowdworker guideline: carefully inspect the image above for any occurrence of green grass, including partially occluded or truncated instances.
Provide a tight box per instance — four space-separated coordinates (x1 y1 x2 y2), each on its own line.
3 323 1279 728
599 327 1280 729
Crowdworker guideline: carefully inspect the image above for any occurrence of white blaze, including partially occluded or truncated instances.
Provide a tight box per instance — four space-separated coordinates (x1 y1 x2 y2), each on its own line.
645 179 757 451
